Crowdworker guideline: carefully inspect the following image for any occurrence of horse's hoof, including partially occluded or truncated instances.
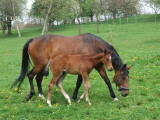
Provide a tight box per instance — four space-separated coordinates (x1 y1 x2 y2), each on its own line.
26 95 31 101
114 98 119 102
38 94 46 101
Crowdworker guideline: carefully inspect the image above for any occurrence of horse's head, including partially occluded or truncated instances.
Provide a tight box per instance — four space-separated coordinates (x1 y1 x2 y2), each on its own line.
103 49 113 71
114 64 132 97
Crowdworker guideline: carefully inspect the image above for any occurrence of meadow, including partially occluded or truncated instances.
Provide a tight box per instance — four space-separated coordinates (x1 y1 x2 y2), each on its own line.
0 18 160 120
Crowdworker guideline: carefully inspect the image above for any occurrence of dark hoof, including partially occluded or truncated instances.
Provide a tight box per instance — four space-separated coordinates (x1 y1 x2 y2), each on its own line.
26 95 31 101
72 97 78 102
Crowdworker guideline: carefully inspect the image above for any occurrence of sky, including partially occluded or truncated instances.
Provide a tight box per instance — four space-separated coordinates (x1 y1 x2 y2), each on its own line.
27 0 33 10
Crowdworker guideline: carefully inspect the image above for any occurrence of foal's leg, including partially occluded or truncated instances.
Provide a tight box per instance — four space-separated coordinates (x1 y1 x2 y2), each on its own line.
77 73 92 105
56 72 72 105
72 75 83 101
47 76 58 106
95 65 118 101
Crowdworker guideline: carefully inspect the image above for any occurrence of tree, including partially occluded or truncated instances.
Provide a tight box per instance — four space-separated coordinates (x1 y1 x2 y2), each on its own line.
102 0 139 19
42 0 53 35
30 0 77 34
143 0 160 22
0 0 26 38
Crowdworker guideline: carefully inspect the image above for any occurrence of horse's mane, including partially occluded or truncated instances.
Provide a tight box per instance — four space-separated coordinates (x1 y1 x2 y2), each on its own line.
84 33 124 70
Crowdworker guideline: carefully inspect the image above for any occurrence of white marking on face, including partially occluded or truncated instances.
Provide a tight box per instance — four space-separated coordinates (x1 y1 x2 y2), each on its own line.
110 56 111 61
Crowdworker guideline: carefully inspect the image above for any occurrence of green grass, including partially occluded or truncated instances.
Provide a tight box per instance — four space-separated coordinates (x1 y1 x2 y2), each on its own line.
0 20 160 120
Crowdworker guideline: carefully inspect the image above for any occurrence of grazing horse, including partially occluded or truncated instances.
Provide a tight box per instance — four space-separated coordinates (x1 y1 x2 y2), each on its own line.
47 49 113 106
11 33 132 102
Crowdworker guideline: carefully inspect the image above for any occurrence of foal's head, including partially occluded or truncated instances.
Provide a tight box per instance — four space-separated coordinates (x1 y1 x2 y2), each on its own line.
102 49 113 71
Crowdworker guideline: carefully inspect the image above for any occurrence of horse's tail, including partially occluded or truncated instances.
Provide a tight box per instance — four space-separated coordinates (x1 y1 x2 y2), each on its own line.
11 38 33 89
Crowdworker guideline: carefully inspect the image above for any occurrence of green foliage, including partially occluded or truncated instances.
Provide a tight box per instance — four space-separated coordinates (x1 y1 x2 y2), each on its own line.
0 21 160 119
30 0 78 22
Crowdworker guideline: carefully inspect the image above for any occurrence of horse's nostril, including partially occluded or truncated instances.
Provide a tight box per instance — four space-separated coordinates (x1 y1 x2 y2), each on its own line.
124 93 128 97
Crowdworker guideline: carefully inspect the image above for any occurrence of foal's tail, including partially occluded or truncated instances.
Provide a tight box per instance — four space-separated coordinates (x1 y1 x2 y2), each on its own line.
11 39 33 89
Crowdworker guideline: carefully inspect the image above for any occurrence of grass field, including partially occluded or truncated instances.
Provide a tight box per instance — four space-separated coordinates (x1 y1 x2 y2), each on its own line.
0 20 160 120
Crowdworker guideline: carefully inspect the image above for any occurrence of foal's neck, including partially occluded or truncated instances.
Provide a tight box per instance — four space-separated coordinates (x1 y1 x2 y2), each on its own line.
89 52 104 65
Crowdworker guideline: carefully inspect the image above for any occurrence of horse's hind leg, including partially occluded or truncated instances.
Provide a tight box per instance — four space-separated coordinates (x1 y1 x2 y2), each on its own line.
26 69 35 101
56 72 71 105
36 60 51 100
72 75 83 102
36 70 45 100
26 66 44 101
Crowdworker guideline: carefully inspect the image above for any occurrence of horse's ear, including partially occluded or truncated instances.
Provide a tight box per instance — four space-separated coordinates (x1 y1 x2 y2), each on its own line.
120 64 127 71
110 50 113 54
127 65 133 70
104 49 107 54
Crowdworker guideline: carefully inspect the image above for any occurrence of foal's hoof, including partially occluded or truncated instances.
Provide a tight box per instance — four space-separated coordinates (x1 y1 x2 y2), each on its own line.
88 103 92 106
76 100 81 103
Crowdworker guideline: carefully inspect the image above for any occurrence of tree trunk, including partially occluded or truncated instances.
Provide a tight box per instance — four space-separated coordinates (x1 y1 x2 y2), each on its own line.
1 22 7 38
2 29 6 38
2 25 7 38
7 20 12 35
16 24 21 37
95 14 99 33
42 0 53 35
77 17 81 34
12 1 21 37
113 12 117 19
154 11 157 23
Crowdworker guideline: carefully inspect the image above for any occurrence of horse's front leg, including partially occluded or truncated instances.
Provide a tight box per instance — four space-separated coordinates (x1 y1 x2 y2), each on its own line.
36 70 45 100
72 75 83 102
95 65 119 102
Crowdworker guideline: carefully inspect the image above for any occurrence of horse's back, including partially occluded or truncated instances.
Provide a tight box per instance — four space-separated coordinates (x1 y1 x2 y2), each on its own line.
28 33 108 66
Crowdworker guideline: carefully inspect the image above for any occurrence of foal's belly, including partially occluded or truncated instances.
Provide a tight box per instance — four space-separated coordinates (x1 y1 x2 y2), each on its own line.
63 69 80 75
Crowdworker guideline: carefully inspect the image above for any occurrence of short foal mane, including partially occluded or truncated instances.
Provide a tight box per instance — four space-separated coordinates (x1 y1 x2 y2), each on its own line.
84 33 124 70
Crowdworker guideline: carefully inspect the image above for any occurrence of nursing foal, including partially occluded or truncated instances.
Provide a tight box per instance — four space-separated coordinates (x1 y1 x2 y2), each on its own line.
47 49 113 106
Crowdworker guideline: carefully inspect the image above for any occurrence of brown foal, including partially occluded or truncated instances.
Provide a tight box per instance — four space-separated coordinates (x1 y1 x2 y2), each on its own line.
47 49 113 106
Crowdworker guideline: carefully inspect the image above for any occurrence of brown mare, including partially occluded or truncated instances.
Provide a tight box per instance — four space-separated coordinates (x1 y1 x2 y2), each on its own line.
47 49 113 106
11 33 132 102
